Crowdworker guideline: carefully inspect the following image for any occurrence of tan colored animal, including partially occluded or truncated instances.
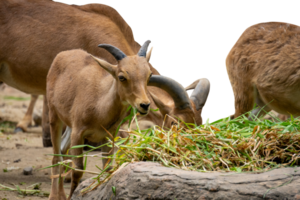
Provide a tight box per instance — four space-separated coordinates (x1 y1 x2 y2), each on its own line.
0 0 162 146
47 41 203 199
60 77 210 154
226 22 300 118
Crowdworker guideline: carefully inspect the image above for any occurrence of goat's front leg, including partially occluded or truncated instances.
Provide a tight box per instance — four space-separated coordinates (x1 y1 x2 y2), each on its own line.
68 129 85 200
101 138 118 170
49 110 66 200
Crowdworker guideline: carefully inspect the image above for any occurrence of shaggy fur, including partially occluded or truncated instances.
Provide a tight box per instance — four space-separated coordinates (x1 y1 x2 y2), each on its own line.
227 22 300 117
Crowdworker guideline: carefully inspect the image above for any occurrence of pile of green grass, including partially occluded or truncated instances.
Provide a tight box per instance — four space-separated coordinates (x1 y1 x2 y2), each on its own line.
109 114 300 173
49 110 300 194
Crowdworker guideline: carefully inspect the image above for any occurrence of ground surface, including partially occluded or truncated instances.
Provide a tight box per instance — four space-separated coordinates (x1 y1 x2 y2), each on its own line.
0 85 293 200
0 85 101 200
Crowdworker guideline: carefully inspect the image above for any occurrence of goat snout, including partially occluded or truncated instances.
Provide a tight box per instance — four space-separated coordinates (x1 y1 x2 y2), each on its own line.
140 103 150 110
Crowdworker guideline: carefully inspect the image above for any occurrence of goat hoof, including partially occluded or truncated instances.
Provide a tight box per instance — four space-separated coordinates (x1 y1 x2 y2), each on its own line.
43 137 52 147
14 127 24 133
64 177 71 183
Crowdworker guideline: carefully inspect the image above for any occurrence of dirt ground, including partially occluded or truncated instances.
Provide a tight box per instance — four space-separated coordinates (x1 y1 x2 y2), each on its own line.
0 85 101 200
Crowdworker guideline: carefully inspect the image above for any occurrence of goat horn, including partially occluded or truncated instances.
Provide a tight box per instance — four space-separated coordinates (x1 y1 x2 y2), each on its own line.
138 40 151 57
148 75 192 110
186 78 210 110
98 44 126 61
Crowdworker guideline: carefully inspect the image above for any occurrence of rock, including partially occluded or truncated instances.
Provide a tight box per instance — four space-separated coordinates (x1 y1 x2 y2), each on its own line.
13 158 21 163
15 143 23 149
23 167 33 175
71 162 300 200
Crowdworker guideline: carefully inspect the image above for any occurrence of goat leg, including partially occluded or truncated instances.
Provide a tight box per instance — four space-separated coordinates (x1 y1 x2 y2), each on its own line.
49 109 66 200
15 95 38 132
68 129 85 200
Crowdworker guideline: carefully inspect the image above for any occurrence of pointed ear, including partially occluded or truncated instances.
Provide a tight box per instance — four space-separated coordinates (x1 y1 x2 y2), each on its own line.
90 54 117 77
146 47 153 62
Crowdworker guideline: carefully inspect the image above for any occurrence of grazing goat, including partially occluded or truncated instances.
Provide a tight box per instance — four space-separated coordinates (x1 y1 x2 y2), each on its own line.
0 0 162 146
227 22 300 118
60 78 210 154
47 41 204 199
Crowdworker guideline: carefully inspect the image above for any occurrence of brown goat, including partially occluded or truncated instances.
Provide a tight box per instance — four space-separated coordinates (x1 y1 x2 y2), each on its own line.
60 77 210 154
47 41 204 199
227 22 300 118
0 0 160 145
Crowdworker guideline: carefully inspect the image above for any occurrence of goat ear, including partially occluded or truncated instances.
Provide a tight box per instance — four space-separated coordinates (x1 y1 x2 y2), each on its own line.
90 54 117 77
146 47 153 62
185 78 200 91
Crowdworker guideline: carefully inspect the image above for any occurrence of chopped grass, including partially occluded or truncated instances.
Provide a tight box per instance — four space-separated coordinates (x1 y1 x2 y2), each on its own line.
48 110 300 194
108 114 300 173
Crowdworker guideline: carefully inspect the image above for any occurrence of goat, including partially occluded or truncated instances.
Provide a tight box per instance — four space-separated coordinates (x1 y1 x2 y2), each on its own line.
60 78 210 154
0 0 161 146
227 22 300 118
47 41 205 199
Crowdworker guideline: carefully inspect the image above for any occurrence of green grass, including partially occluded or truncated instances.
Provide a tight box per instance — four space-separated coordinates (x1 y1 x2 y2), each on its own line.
0 121 16 133
0 183 49 197
48 110 300 194
3 96 31 101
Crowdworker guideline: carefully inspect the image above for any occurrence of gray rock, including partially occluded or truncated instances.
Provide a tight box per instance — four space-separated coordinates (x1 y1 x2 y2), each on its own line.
23 167 33 175
71 162 300 200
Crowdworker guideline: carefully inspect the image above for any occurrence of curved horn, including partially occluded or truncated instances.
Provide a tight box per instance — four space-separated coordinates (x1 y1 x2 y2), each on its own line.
98 44 126 61
148 75 192 110
187 78 210 110
138 40 151 57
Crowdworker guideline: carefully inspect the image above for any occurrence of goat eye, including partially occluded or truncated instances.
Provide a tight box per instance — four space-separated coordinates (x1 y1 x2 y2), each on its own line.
171 121 178 126
148 73 153 81
118 76 126 82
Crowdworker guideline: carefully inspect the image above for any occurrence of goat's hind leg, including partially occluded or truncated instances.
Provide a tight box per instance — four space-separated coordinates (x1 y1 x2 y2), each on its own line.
43 95 53 147
15 94 38 133
49 109 66 200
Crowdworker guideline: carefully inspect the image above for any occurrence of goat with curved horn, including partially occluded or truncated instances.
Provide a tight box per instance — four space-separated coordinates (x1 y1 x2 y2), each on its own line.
148 77 210 126
54 40 211 198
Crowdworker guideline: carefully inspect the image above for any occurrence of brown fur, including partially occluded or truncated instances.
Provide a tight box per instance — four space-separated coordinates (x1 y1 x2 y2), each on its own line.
226 22 300 118
0 0 160 132
47 47 155 199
